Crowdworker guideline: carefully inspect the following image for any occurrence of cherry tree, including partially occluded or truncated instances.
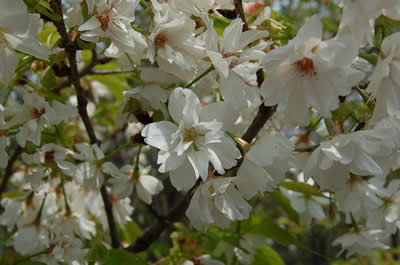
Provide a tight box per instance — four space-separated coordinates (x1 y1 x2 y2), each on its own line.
1 0 400 264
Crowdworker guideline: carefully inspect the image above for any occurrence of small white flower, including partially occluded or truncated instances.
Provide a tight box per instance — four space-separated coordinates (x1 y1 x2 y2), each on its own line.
333 229 389 257
183 255 225 265
304 128 395 191
367 33 400 122
148 15 205 79
102 162 163 203
234 133 294 199
206 18 269 78
281 188 328 225
261 16 364 124
337 0 380 46
186 177 252 230
0 0 49 87
73 143 105 190
79 0 147 59
142 87 241 191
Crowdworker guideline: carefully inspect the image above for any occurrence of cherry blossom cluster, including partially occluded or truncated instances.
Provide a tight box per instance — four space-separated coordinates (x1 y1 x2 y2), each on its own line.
1 0 400 264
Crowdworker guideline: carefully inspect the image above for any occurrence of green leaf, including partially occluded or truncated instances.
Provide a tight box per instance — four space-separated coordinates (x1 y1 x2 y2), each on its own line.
279 182 327 198
87 75 128 101
207 226 241 247
1 190 25 199
270 191 299 223
331 101 372 122
40 67 57 89
122 221 143 244
37 24 60 48
86 240 109 262
241 216 299 246
210 14 231 36
251 246 285 265
103 249 148 265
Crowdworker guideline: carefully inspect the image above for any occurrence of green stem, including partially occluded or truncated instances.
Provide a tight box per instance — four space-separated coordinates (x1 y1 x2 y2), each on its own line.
306 117 322 136
102 143 132 162
61 180 71 214
11 250 48 265
185 65 215 88
354 85 369 103
2 86 13 106
215 87 222 102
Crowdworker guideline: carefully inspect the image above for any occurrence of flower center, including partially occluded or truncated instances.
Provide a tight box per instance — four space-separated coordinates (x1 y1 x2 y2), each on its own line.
154 33 168 49
96 13 110 31
294 57 317 77
184 128 199 142
31 107 46 119
45 150 55 164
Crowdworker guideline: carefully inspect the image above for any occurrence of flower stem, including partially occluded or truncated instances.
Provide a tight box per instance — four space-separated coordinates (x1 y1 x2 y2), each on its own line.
11 250 48 265
185 65 215 88
354 85 369 103
103 143 133 162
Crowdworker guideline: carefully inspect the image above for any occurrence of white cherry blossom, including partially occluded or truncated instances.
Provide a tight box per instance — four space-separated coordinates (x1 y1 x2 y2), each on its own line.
186 177 252 230
0 0 49 87
261 16 364 124
142 87 241 191
206 18 269 78
79 0 147 59
333 229 389 257
102 162 163 203
304 128 395 191
234 133 294 199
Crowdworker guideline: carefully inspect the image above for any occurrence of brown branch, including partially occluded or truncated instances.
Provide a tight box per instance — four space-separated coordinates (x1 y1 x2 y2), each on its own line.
53 55 112 93
0 146 23 198
125 181 199 253
49 0 120 249
233 0 248 31
234 1 276 143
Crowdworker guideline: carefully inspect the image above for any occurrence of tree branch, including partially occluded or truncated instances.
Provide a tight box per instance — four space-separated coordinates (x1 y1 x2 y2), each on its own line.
235 0 276 143
125 181 199 253
234 0 249 31
49 0 120 249
53 55 112 93
0 146 23 199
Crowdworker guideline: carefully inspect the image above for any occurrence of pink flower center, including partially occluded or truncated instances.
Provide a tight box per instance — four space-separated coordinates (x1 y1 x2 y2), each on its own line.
96 13 110 31
45 150 55 164
294 57 317 77
31 107 46 119
154 33 168 49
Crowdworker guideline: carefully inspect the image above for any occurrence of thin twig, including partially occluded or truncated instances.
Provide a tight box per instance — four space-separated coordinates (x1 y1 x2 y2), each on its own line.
53 56 112 93
49 0 120 248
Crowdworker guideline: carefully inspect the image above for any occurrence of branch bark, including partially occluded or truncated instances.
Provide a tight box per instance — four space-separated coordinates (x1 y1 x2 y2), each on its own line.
53 55 112 93
233 0 277 143
49 0 120 249
125 181 199 253
0 146 23 199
